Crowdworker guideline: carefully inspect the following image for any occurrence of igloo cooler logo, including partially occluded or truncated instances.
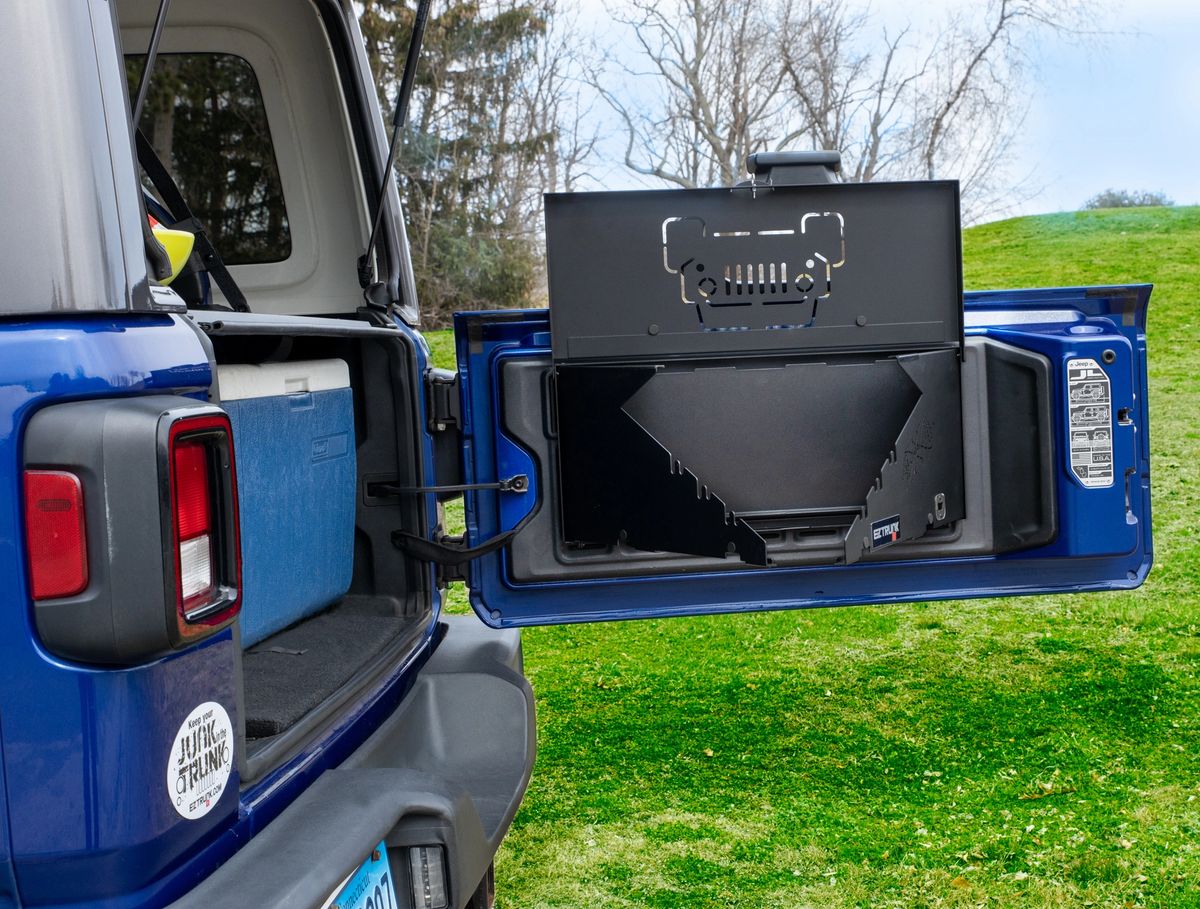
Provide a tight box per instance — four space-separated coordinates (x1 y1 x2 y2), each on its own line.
662 211 846 329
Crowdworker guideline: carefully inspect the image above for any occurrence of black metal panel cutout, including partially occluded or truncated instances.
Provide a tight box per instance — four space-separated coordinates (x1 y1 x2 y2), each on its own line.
546 178 965 566
555 364 770 565
555 350 963 566
545 181 962 363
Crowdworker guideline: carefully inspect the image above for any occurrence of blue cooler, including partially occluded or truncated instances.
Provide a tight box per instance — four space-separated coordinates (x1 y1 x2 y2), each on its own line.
218 360 357 647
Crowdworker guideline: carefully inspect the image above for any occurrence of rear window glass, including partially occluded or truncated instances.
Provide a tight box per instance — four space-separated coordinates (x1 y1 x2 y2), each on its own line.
126 53 291 265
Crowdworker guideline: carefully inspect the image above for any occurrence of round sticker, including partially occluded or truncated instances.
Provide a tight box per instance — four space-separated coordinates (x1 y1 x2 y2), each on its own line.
167 701 233 820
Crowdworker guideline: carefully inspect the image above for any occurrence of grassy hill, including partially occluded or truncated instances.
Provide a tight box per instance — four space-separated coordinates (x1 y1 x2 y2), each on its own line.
428 206 1200 908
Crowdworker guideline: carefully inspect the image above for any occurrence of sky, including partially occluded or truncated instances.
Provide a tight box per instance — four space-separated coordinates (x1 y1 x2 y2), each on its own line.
874 0 1200 218
569 0 1200 221
1010 0 1200 215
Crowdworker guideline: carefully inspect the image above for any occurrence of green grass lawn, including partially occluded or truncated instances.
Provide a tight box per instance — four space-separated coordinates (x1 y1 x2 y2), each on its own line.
428 206 1200 908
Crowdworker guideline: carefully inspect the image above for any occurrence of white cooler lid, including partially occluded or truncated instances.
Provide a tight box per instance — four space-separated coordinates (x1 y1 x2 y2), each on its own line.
217 359 350 401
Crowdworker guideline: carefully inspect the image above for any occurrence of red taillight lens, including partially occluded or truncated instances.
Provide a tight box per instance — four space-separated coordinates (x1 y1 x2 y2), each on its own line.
24 470 89 600
173 441 211 541
168 415 240 638
173 438 214 609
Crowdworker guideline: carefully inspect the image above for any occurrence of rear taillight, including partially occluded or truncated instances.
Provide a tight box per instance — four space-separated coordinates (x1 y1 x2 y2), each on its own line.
174 438 214 606
24 470 89 600
167 414 240 640
22 398 243 664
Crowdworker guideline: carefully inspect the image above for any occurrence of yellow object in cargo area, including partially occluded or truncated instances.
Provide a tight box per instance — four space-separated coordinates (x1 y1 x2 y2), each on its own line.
151 223 195 285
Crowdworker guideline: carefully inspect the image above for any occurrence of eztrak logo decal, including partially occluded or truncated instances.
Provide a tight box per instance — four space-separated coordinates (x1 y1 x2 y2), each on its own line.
871 514 901 550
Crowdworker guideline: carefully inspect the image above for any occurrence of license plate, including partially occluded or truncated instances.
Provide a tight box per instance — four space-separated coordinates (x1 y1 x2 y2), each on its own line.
321 841 397 909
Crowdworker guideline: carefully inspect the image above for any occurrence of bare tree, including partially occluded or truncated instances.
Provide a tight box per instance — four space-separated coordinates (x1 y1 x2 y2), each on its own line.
590 0 1101 220
524 9 600 195
594 0 790 189
776 1 926 184
914 0 1096 181
904 0 1095 216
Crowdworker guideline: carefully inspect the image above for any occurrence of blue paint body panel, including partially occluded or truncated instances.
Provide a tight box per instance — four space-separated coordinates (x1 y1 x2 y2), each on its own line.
0 717 18 909
0 314 443 908
455 284 1153 628
225 387 357 646
0 316 237 904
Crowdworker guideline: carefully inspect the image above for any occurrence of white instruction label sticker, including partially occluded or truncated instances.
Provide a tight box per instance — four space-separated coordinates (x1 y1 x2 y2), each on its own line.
1066 358 1114 488
167 701 233 820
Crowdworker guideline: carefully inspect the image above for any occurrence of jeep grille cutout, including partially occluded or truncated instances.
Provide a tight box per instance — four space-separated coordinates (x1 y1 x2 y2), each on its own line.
662 212 846 329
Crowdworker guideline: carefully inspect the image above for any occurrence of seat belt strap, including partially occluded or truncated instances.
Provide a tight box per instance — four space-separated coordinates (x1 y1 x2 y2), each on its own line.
135 129 250 313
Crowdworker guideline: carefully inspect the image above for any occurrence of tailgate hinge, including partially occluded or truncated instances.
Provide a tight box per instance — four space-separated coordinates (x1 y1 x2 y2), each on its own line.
426 367 461 432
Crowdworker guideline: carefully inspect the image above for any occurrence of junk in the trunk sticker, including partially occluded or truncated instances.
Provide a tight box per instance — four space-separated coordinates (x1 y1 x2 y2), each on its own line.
167 701 233 820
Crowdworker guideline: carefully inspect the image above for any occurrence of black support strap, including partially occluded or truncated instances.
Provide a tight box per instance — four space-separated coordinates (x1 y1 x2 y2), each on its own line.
391 527 521 569
391 499 540 576
135 130 250 313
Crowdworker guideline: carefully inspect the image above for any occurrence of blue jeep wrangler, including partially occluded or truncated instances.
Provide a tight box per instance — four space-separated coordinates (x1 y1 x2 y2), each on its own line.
0 2 1152 908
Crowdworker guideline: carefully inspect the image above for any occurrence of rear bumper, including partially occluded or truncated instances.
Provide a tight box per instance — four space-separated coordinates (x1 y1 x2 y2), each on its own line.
169 615 535 909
